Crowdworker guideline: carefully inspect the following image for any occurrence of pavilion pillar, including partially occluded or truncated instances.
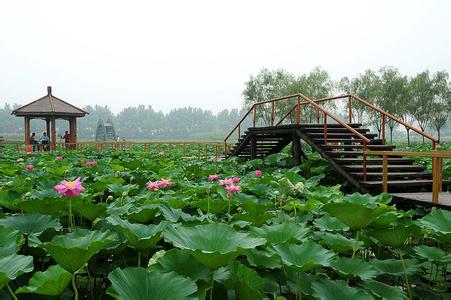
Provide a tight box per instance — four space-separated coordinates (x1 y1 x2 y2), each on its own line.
24 116 31 145
46 119 51 140
51 117 56 151
69 117 77 150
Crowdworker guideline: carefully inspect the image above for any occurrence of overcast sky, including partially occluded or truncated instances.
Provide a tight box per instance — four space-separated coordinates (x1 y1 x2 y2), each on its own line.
1 0 450 114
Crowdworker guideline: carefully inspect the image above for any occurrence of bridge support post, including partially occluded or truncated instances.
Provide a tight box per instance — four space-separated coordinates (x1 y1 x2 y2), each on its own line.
251 135 257 160
292 133 302 165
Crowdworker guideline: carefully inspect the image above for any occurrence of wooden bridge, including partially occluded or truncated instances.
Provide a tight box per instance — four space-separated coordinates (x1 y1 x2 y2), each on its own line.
224 93 451 208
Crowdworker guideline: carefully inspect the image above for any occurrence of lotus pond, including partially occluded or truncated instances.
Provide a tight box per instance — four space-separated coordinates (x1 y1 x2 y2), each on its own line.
0 147 450 300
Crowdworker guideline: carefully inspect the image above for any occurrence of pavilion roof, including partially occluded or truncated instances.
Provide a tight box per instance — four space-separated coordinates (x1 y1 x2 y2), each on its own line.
11 86 88 117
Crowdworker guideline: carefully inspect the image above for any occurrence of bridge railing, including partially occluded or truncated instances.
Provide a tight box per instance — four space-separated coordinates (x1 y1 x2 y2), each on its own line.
365 150 451 204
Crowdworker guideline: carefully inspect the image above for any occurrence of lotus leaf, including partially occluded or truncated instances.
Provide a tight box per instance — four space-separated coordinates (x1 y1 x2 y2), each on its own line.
0 213 61 235
107 267 197 300
413 245 451 265
418 209 451 242
43 228 118 273
229 261 264 300
330 257 378 280
106 215 167 250
155 249 211 282
0 225 23 256
272 240 335 272
16 265 72 296
0 254 34 288
360 279 408 300
249 222 309 245
370 258 421 276
164 223 266 269
312 279 372 300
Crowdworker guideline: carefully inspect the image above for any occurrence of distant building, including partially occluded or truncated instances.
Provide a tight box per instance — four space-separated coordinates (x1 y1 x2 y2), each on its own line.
95 118 117 141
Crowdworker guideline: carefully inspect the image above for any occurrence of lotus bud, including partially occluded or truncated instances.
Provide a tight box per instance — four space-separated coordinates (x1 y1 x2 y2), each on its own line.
294 182 305 194
106 195 114 203
3 181 14 188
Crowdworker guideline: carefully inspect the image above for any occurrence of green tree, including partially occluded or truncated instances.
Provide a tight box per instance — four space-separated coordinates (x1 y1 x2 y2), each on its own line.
409 71 434 144
430 71 451 142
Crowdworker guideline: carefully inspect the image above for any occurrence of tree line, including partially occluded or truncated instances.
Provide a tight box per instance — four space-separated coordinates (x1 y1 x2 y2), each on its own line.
243 67 451 143
1 66 450 142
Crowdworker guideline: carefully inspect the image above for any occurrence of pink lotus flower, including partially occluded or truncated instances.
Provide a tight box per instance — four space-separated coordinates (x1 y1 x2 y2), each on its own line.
17 158 24 162
85 160 97 167
80 159 84 163
219 178 233 186
54 177 85 197
25 164 33 170
156 179 173 189
208 174 219 181
231 177 240 183
255 170 262 177
226 184 241 196
146 181 160 191
26 151 36 155
57 156 63 161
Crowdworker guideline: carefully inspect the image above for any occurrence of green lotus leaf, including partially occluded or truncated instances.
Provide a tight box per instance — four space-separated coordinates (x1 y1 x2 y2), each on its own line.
0 254 34 288
16 264 71 296
106 267 197 300
370 258 421 276
322 202 391 230
107 183 139 196
319 232 363 254
228 261 264 300
313 215 349 232
245 249 281 269
418 209 451 242
360 279 408 300
106 215 167 250
330 257 378 280
164 223 266 269
43 228 118 273
234 200 274 226
158 204 196 223
0 213 61 235
0 225 23 256
413 245 451 265
155 249 211 282
271 240 335 272
368 222 421 248
312 279 372 300
123 204 160 223
249 222 309 245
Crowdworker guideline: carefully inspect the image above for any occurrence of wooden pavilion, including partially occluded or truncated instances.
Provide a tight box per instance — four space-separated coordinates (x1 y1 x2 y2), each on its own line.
11 86 88 150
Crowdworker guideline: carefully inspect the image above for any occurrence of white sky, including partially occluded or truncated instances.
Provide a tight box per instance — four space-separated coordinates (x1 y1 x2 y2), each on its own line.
0 0 450 114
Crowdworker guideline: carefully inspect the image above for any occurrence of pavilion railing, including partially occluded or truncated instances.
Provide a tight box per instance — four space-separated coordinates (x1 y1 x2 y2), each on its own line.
1 141 232 161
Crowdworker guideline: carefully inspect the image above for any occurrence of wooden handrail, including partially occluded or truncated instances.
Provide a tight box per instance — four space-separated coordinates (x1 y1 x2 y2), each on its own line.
365 150 450 204
349 94 438 144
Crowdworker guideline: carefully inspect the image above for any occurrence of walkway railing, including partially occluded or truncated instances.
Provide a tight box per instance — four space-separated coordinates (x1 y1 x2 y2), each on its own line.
365 150 451 204
224 93 439 180
1 141 231 160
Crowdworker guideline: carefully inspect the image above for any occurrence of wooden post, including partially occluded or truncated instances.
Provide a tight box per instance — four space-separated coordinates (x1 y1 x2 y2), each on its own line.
348 96 352 124
46 119 51 143
362 143 367 181
253 105 257 127
292 132 301 165
382 154 388 193
271 101 275 126
250 135 257 160
432 157 439 204
69 117 77 150
296 95 301 124
24 116 30 145
381 114 385 144
438 157 443 192
323 112 327 144
51 117 56 151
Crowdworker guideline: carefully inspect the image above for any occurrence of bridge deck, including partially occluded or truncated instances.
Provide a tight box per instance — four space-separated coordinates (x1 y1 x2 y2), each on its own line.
391 192 451 208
